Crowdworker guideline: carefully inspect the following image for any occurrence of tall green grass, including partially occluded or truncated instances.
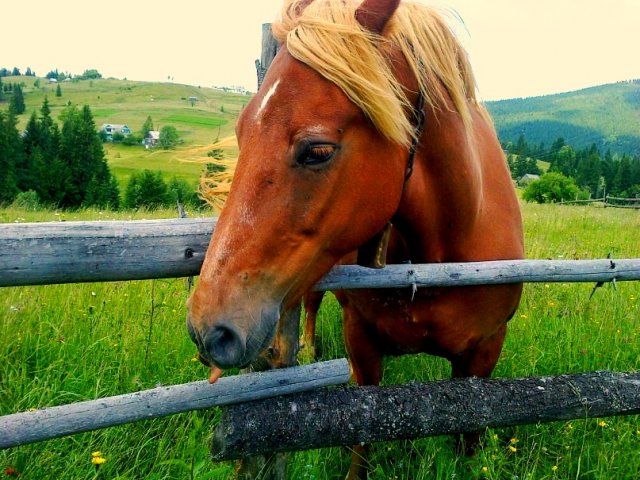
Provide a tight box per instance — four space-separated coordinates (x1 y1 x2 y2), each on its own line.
1 204 639 479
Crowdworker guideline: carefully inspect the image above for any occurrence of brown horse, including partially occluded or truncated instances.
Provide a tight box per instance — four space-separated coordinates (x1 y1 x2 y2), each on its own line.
187 0 523 476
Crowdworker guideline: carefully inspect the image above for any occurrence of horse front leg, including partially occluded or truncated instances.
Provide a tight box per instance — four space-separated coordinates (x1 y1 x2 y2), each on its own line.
300 290 324 359
450 323 507 455
343 305 383 480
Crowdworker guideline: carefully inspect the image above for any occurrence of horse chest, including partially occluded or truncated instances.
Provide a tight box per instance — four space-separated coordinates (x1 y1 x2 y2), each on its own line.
343 288 459 355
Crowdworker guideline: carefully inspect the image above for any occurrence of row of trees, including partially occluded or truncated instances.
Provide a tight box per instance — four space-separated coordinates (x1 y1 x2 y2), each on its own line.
505 134 640 199
0 67 36 77
1 99 202 210
0 99 120 208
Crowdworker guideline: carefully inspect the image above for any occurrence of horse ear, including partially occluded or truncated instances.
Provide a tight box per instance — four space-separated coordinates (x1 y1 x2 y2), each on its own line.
355 0 401 34
292 0 315 17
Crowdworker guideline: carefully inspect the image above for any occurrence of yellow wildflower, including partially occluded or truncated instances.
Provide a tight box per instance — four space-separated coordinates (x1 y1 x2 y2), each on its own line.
598 420 607 428
481 466 488 473
510 437 519 444
91 451 102 457
191 355 199 362
91 456 107 465
552 465 558 472
508 445 517 453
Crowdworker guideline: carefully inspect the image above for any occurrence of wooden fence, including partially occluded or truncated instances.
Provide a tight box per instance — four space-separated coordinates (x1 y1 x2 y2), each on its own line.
1 217 640 456
559 194 640 208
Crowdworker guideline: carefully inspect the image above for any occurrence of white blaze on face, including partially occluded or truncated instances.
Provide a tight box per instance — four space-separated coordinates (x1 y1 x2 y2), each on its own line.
256 79 280 120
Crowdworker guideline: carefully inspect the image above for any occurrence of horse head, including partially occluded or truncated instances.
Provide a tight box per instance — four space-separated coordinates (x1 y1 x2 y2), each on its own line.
186 0 412 372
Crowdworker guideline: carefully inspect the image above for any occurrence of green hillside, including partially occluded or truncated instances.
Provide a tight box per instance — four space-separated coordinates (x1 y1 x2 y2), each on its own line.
2 76 247 189
486 80 640 156
4 75 639 190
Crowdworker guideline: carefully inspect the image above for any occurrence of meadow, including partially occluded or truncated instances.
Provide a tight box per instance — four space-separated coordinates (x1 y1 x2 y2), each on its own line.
1 203 639 479
4 76 243 191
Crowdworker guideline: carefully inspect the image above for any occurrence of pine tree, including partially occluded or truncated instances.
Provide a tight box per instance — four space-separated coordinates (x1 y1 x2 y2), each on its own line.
55 84 62 97
0 111 20 202
612 155 633 196
515 134 529 157
56 104 120 208
18 112 40 191
140 115 154 137
9 84 26 115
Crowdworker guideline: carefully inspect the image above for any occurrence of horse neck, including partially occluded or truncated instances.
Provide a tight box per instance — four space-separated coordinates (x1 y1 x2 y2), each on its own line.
393 101 486 263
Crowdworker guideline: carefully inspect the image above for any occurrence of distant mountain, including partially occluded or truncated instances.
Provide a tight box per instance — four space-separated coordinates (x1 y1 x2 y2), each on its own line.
486 80 640 156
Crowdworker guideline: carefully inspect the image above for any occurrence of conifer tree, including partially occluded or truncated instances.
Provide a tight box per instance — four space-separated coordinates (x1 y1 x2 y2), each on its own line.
0 110 20 202
9 84 25 115
141 115 154 137
58 104 119 208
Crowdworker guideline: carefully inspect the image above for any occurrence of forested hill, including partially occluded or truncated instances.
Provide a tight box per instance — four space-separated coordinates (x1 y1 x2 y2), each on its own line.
486 80 640 156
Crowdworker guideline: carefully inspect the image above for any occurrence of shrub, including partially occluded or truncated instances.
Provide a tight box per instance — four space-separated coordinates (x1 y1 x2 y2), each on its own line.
122 133 143 146
11 190 40 210
111 132 125 143
124 170 168 210
166 177 201 208
522 172 581 203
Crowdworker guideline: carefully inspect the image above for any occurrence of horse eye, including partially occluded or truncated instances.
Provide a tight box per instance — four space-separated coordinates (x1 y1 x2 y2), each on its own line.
299 143 337 167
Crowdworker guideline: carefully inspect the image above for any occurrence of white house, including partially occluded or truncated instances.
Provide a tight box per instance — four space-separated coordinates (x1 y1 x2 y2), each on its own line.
144 130 160 148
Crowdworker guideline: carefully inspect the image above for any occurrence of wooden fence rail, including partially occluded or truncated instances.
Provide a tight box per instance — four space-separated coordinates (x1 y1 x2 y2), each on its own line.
0 218 214 287
2 219 640 289
0 359 350 450
1 218 639 457
559 195 640 208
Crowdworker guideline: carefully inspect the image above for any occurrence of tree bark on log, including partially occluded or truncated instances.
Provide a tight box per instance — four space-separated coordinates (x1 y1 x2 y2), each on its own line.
212 371 640 461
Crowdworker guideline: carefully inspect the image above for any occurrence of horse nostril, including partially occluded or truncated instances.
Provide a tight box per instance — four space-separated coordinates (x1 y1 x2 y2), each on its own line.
204 323 246 368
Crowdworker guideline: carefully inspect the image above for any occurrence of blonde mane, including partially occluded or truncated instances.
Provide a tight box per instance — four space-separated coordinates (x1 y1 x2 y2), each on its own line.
274 0 481 147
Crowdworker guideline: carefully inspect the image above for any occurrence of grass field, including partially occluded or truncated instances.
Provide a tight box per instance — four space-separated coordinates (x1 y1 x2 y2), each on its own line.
1 203 639 479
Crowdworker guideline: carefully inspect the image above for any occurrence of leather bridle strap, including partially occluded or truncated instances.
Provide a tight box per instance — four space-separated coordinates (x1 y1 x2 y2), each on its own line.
356 90 427 269
405 90 426 181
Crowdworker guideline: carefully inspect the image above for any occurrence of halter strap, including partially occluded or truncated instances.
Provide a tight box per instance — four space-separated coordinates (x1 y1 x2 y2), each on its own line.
405 90 426 181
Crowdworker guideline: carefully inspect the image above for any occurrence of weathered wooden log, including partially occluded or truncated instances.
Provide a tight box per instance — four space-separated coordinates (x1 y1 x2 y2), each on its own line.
0 218 214 287
212 370 640 460
313 258 640 291
0 359 350 449
1 217 639 290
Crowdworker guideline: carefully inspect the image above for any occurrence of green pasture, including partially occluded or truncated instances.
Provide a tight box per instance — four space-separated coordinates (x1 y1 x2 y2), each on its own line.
5 76 244 191
1 203 639 479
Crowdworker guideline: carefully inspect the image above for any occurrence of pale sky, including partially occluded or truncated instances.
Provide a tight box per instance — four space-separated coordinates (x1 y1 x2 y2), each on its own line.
4 0 639 100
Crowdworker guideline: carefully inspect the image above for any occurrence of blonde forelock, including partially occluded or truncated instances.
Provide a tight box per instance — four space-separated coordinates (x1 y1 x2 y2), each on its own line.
273 0 480 147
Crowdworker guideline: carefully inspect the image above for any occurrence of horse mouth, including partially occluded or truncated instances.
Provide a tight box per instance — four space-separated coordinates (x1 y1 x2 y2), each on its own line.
187 303 281 371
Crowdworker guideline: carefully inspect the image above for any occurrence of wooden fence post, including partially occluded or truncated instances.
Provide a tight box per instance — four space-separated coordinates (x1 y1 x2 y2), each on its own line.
255 23 279 90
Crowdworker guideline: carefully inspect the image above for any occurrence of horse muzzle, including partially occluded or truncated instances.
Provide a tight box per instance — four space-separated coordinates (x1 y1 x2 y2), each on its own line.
186 303 281 370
